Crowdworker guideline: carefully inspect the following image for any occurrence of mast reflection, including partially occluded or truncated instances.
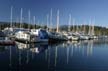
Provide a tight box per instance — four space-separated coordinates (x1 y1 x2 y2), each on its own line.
87 40 93 56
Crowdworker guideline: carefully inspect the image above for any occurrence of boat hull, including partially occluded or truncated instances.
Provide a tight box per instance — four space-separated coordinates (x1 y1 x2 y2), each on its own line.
0 40 15 45
15 38 48 43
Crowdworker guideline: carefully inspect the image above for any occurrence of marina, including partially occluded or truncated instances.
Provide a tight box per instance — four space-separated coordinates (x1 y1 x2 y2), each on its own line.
0 27 105 44
1 0 108 71
0 4 106 44
0 6 107 71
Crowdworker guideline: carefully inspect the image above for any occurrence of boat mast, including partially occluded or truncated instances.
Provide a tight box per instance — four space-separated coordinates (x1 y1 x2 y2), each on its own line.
72 18 75 32
88 19 91 35
81 22 83 33
68 14 71 32
33 16 36 29
47 14 49 31
83 21 86 34
92 20 95 36
28 10 31 30
76 22 79 33
10 6 13 28
50 8 52 31
56 10 59 33
20 8 23 29
9 8 13 68
16 17 19 27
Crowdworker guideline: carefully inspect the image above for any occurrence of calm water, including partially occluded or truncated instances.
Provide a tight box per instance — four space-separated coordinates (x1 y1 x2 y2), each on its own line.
0 39 108 71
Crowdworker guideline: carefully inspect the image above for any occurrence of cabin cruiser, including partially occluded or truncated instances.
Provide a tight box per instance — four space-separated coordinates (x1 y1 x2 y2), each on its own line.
30 29 49 42
15 30 31 43
14 28 49 43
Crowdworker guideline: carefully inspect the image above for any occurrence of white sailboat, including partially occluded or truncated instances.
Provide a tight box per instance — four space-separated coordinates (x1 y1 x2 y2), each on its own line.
90 19 98 39
78 20 91 40
46 14 49 31
14 8 31 43
48 9 68 42
30 14 49 43
65 14 79 41
3 6 14 36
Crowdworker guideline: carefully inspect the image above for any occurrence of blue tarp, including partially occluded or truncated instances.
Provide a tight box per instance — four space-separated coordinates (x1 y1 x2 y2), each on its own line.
38 30 48 39
0 31 5 37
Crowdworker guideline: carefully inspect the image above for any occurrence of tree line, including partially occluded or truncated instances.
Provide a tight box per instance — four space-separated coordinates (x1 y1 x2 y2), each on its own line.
0 22 108 35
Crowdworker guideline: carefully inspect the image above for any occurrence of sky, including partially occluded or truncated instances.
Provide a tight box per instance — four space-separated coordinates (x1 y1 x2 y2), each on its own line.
0 0 108 27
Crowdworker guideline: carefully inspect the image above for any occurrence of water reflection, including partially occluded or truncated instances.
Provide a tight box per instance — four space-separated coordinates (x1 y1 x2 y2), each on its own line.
1 39 108 71
16 42 30 50
9 46 12 67
87 40 93 56
16 42 48 54
45 40 95 70
30 44 48 54
0 46 7 52
54 46 57 67
15 42 49 65
67 40 94 57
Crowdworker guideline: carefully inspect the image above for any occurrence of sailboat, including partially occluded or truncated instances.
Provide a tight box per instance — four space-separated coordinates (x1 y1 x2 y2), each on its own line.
48 9 68 42
0 6 15 45
65 14 79 41
89 20 98 39
3 6 14 37
30 15 49 43
14 8 31 43
78 20 91 40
